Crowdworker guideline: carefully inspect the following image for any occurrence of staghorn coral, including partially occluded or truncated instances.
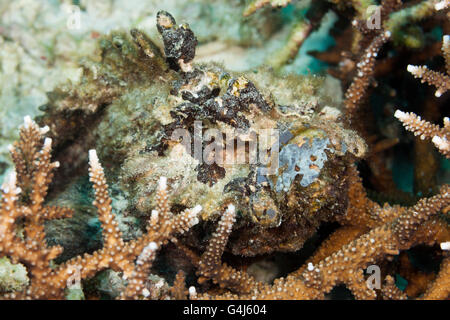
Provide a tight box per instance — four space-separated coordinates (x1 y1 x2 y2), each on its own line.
395 111 449 158
0 117 202 299
344 30 391 116
181 163 449 300
381 275 408 299
420 254 450 299
406 35 450 98
394 35 450 159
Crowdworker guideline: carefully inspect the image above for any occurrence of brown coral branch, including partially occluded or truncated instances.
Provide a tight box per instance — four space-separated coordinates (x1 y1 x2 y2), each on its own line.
289 226 367 278
195 204 265 295
381 275 408 300
444 35 450 74
406 35 450 97
395 110 450 158
0 118 202 299
407 65 450 97
344 31 391 116
170 271 188 300
120 242 158 299
198 204 236 277
88 150 125 251
420 254 450 299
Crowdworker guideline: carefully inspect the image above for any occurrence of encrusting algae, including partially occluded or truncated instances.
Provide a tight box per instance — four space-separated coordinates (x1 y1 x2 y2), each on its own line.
0 5 449 300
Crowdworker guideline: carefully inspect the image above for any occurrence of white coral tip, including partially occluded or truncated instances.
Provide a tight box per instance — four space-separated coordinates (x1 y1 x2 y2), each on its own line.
440 242 450 250
444 35 450 45
142 288 150 297
148 242 158 251
192 205 202 215
88 149 98 161
43 137 52 151
40 125 50 135
406 65 418 73
158 176 167 191
1 171 18 194
137 242 158 265
150 210 159 224
435 1 448 10
432 136 449 151
394 110 407 120
88 149 100 169
23 115 33 128
227 204 236 213
188 286 197 297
